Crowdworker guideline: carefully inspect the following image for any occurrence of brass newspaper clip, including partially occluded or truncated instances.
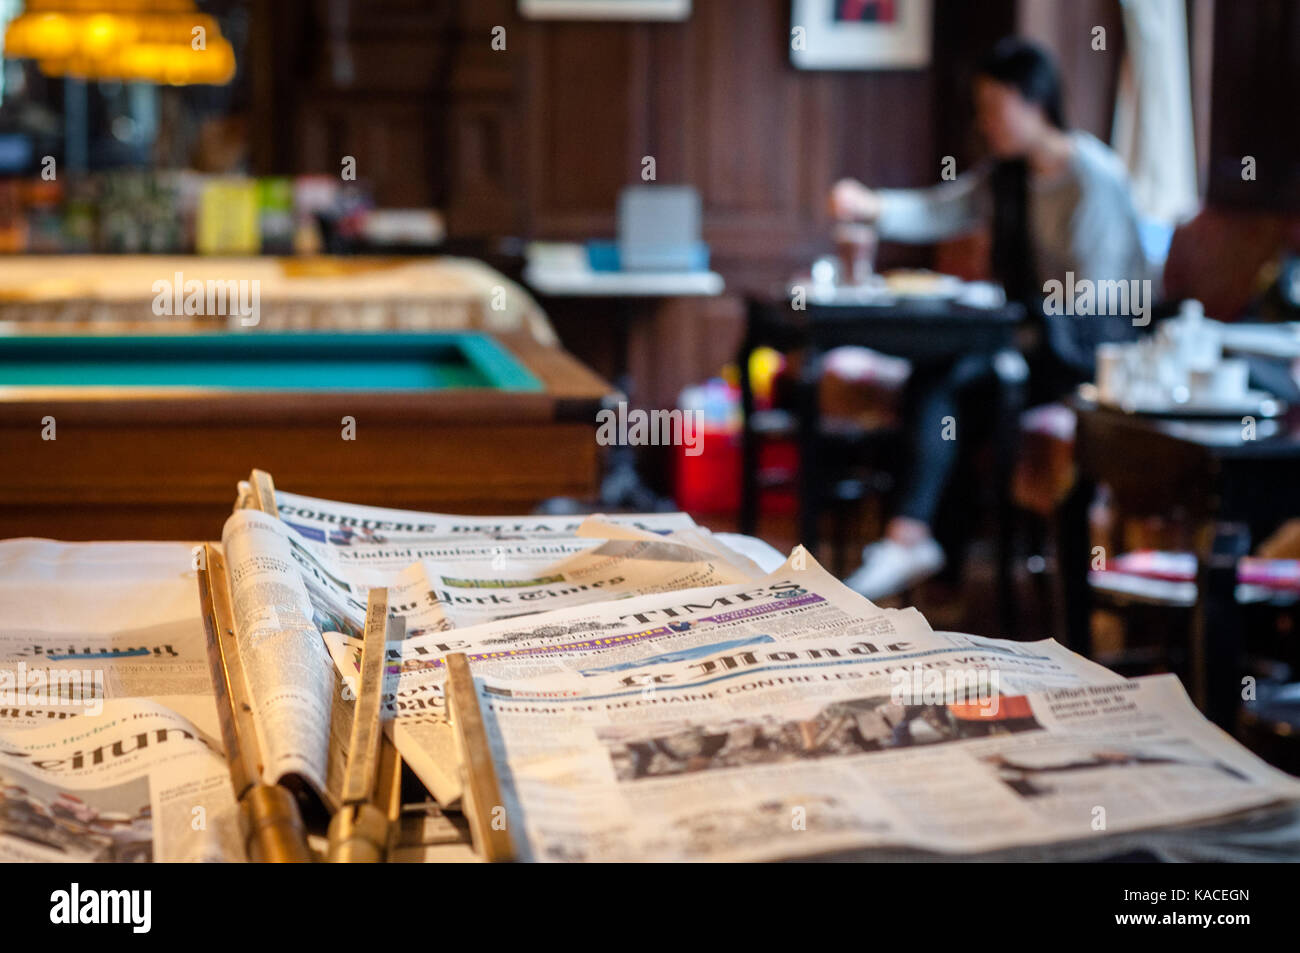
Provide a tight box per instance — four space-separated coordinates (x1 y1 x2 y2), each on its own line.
327 588 404 862
197 543 313 863
445 652 515 862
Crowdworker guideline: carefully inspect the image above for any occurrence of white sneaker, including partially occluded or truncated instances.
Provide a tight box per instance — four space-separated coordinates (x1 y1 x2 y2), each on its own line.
843 538 946 601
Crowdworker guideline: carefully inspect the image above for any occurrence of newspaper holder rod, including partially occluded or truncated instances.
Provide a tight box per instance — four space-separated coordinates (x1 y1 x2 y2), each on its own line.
327 588 403 862
197 542 313 863
445 652 515 862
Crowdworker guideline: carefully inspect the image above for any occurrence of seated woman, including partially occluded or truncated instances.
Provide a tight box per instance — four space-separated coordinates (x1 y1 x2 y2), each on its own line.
830 37 1151 600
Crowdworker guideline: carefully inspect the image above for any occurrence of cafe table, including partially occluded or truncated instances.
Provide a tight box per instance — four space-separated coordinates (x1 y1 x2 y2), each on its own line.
738 286 1025 633
1058 394 1300 729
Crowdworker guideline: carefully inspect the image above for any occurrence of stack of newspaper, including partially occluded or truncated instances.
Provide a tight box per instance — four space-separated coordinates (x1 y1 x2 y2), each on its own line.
2 485 1298 862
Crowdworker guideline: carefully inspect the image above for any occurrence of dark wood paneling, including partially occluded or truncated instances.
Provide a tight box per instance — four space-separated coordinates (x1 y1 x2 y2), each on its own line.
251 0 454 207
254 0 1016 263
444 3 521 235
527 24 640 230
1207 0 1300 210
251 0 1024 420
1017 0 1125 141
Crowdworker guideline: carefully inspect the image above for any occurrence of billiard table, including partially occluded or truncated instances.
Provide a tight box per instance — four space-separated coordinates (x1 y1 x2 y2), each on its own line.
0 327 614 539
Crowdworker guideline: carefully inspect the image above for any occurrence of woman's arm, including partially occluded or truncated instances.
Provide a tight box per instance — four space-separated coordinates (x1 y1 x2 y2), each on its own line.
875 172 989 243
831 169 990 244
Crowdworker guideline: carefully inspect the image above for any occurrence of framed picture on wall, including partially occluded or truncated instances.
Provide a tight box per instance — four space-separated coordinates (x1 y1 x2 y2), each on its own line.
520 0 691 20
790 0 932 70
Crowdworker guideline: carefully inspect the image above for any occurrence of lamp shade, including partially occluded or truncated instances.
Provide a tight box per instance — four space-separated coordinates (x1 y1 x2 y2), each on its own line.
4 1 235 85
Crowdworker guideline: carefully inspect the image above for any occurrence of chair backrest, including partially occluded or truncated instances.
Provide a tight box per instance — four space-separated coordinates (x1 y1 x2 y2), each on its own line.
1163 206 1300 319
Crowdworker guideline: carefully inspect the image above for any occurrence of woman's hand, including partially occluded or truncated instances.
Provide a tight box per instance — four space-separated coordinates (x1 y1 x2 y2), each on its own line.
829 178 882 222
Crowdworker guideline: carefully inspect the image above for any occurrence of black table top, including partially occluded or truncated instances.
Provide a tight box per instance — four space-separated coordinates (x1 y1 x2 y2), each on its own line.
749 285 1023 321
1072 395 1300 461
746 289 1025 363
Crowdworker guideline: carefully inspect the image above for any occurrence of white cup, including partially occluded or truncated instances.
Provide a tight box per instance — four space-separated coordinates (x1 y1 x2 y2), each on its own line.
1189 358 1249 404
1211 358 1249 402
1184 324 1222 372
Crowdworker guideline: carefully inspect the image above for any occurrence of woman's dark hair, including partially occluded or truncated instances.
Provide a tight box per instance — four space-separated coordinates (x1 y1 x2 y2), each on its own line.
980 38 1076 383
981 39 1065 305
982 39 1126 388
977 37 1067 131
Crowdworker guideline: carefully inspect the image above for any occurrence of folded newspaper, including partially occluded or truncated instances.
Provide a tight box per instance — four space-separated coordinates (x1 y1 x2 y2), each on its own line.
2 482 1298 862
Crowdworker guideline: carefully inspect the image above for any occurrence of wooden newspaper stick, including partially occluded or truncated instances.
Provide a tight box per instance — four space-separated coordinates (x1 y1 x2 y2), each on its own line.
327 590 401 862
197 543 312 863
249 468 279 517
374 735 404 832
445 653 514 862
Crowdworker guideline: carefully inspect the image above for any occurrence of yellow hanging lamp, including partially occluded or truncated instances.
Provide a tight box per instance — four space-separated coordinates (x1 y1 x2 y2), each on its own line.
4 0 235 85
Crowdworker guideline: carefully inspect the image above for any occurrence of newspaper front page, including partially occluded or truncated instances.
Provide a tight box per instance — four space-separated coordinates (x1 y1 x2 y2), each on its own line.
328 554 987 804
470 644 1300 861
